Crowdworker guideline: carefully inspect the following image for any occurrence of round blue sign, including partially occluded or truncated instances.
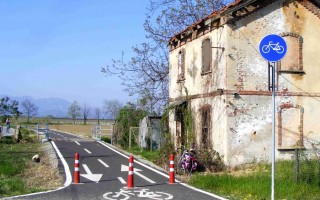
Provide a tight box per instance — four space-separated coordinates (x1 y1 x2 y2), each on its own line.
259 34 287 62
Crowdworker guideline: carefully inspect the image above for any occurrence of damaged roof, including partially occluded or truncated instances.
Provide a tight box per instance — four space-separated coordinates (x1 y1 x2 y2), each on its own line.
168 0 249 43
168 0 320 49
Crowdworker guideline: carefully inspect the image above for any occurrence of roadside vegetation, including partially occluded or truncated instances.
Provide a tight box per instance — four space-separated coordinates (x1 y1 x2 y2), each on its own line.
0 128 63 198
189 160 320 200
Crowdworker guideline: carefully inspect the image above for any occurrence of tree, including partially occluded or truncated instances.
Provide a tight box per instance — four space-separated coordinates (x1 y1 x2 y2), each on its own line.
103 99 122 119
115 102 147 148
68 101 81 124
0 97 21 122
95 107 102 124
102 0 231 109
21 99 38 123
81 103 91 125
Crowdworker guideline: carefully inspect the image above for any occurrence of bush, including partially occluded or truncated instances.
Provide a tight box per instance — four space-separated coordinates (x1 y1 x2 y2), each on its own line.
20 128 37 143
155 133 174 168
101 136 111 143
299 157 320 186
196 147 225 172
0 136 15 144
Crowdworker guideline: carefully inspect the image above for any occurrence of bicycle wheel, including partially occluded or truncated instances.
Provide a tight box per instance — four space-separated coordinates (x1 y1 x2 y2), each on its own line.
185 160 193 176
276 46 284 54
262 45 270 53
176 158 184 175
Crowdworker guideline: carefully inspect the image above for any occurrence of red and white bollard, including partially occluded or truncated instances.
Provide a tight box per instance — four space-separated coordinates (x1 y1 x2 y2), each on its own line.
74 152 80 184
127 155 134 188
169 153 175 184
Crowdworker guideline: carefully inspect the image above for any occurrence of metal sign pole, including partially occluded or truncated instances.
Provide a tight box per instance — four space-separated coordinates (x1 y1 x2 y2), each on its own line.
271 61 276 200
260 34 286 200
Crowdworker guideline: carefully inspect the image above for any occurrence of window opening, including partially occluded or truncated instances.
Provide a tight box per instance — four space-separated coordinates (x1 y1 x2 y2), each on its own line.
178 49 185 80
202 38 212 74
201 105 211 149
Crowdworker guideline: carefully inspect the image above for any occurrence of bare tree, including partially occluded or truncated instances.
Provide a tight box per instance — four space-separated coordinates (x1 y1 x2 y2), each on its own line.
82 103 91 125
21 99 38 123
102 0 231 109
68 101 81 124
0 97 21 121
103 100 122 119
95 107 102 124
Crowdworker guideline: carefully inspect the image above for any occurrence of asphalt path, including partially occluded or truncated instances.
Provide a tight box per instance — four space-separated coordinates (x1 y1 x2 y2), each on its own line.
7 130 226 200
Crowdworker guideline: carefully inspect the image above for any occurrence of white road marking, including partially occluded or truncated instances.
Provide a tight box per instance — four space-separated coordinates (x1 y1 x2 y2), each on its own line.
120 164 155 183
75 141 81 145
135 171 156 184
52 141 72 186
98 141 227 200
118 177 126 184
81 164 103 183
84 148 92 154
83 164 93 174
98 141 171 180
98 159 109 168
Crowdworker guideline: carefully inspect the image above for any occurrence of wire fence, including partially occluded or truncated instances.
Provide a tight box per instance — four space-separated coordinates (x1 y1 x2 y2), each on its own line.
109 123 163 151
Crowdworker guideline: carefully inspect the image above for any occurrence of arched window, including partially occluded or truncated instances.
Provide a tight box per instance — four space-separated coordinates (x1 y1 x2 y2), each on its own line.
277 103 304 149
278 32 304 74
178 49 185 81
201 38 212 74
201 105 211 149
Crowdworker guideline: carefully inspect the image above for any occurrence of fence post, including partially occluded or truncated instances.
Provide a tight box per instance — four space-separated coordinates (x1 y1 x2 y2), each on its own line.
37 124 39 140
295 148 299 182
129 127 132 149
99 125 101 141
111 124 114 145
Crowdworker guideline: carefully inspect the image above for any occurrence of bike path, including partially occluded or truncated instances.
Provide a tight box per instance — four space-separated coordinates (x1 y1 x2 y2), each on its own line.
8 130 226 200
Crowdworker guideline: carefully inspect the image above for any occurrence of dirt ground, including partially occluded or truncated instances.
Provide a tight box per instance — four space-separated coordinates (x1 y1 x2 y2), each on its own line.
50 124 112 138
22 142 64 191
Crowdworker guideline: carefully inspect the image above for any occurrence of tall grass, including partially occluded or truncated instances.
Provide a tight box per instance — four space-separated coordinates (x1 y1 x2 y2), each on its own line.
0 129 43 197
189 161 320 200
126 146 161 164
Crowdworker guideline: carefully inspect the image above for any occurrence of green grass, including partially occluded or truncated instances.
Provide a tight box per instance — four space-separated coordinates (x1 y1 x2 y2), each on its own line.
101 136 111 143
0 129 42 197
126 146 161 163
188 161 320 200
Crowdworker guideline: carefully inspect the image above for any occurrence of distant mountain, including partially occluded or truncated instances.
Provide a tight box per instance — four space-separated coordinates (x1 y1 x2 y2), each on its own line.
0 95 71 117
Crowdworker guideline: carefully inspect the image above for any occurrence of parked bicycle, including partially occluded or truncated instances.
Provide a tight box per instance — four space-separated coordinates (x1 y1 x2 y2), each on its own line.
175 147 198 175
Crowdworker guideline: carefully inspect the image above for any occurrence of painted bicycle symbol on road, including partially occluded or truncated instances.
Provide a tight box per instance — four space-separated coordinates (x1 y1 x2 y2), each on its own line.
103 188 173 200
261 41 285 54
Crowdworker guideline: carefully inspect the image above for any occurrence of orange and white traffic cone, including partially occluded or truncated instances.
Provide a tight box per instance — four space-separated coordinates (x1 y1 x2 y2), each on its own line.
127 155 134 188
169 153 175 184
74 152 80 184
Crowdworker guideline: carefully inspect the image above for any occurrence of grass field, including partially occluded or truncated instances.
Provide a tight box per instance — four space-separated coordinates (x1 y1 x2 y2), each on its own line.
189 161 320 200
8 123 320 199
0 129 63 197
49 124 113 138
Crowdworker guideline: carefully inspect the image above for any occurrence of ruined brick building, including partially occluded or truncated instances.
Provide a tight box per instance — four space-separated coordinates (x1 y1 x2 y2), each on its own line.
168 0 320 167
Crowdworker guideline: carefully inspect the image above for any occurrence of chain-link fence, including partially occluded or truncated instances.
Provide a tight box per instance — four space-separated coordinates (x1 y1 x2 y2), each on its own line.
92 124 114 143
111 123 163 151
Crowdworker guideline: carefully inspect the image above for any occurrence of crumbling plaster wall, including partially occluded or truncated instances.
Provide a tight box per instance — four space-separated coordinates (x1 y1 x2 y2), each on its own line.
168 25 229 151
168 26 227 98
225 0 320 166
169 0 320 167
191 95 227 154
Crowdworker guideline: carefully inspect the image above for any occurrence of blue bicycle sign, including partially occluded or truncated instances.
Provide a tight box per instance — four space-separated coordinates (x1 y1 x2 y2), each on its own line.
262 42 285 54
259 34 287 62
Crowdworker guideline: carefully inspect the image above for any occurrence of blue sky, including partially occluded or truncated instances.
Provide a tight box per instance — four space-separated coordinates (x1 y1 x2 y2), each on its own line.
0 0 149 108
